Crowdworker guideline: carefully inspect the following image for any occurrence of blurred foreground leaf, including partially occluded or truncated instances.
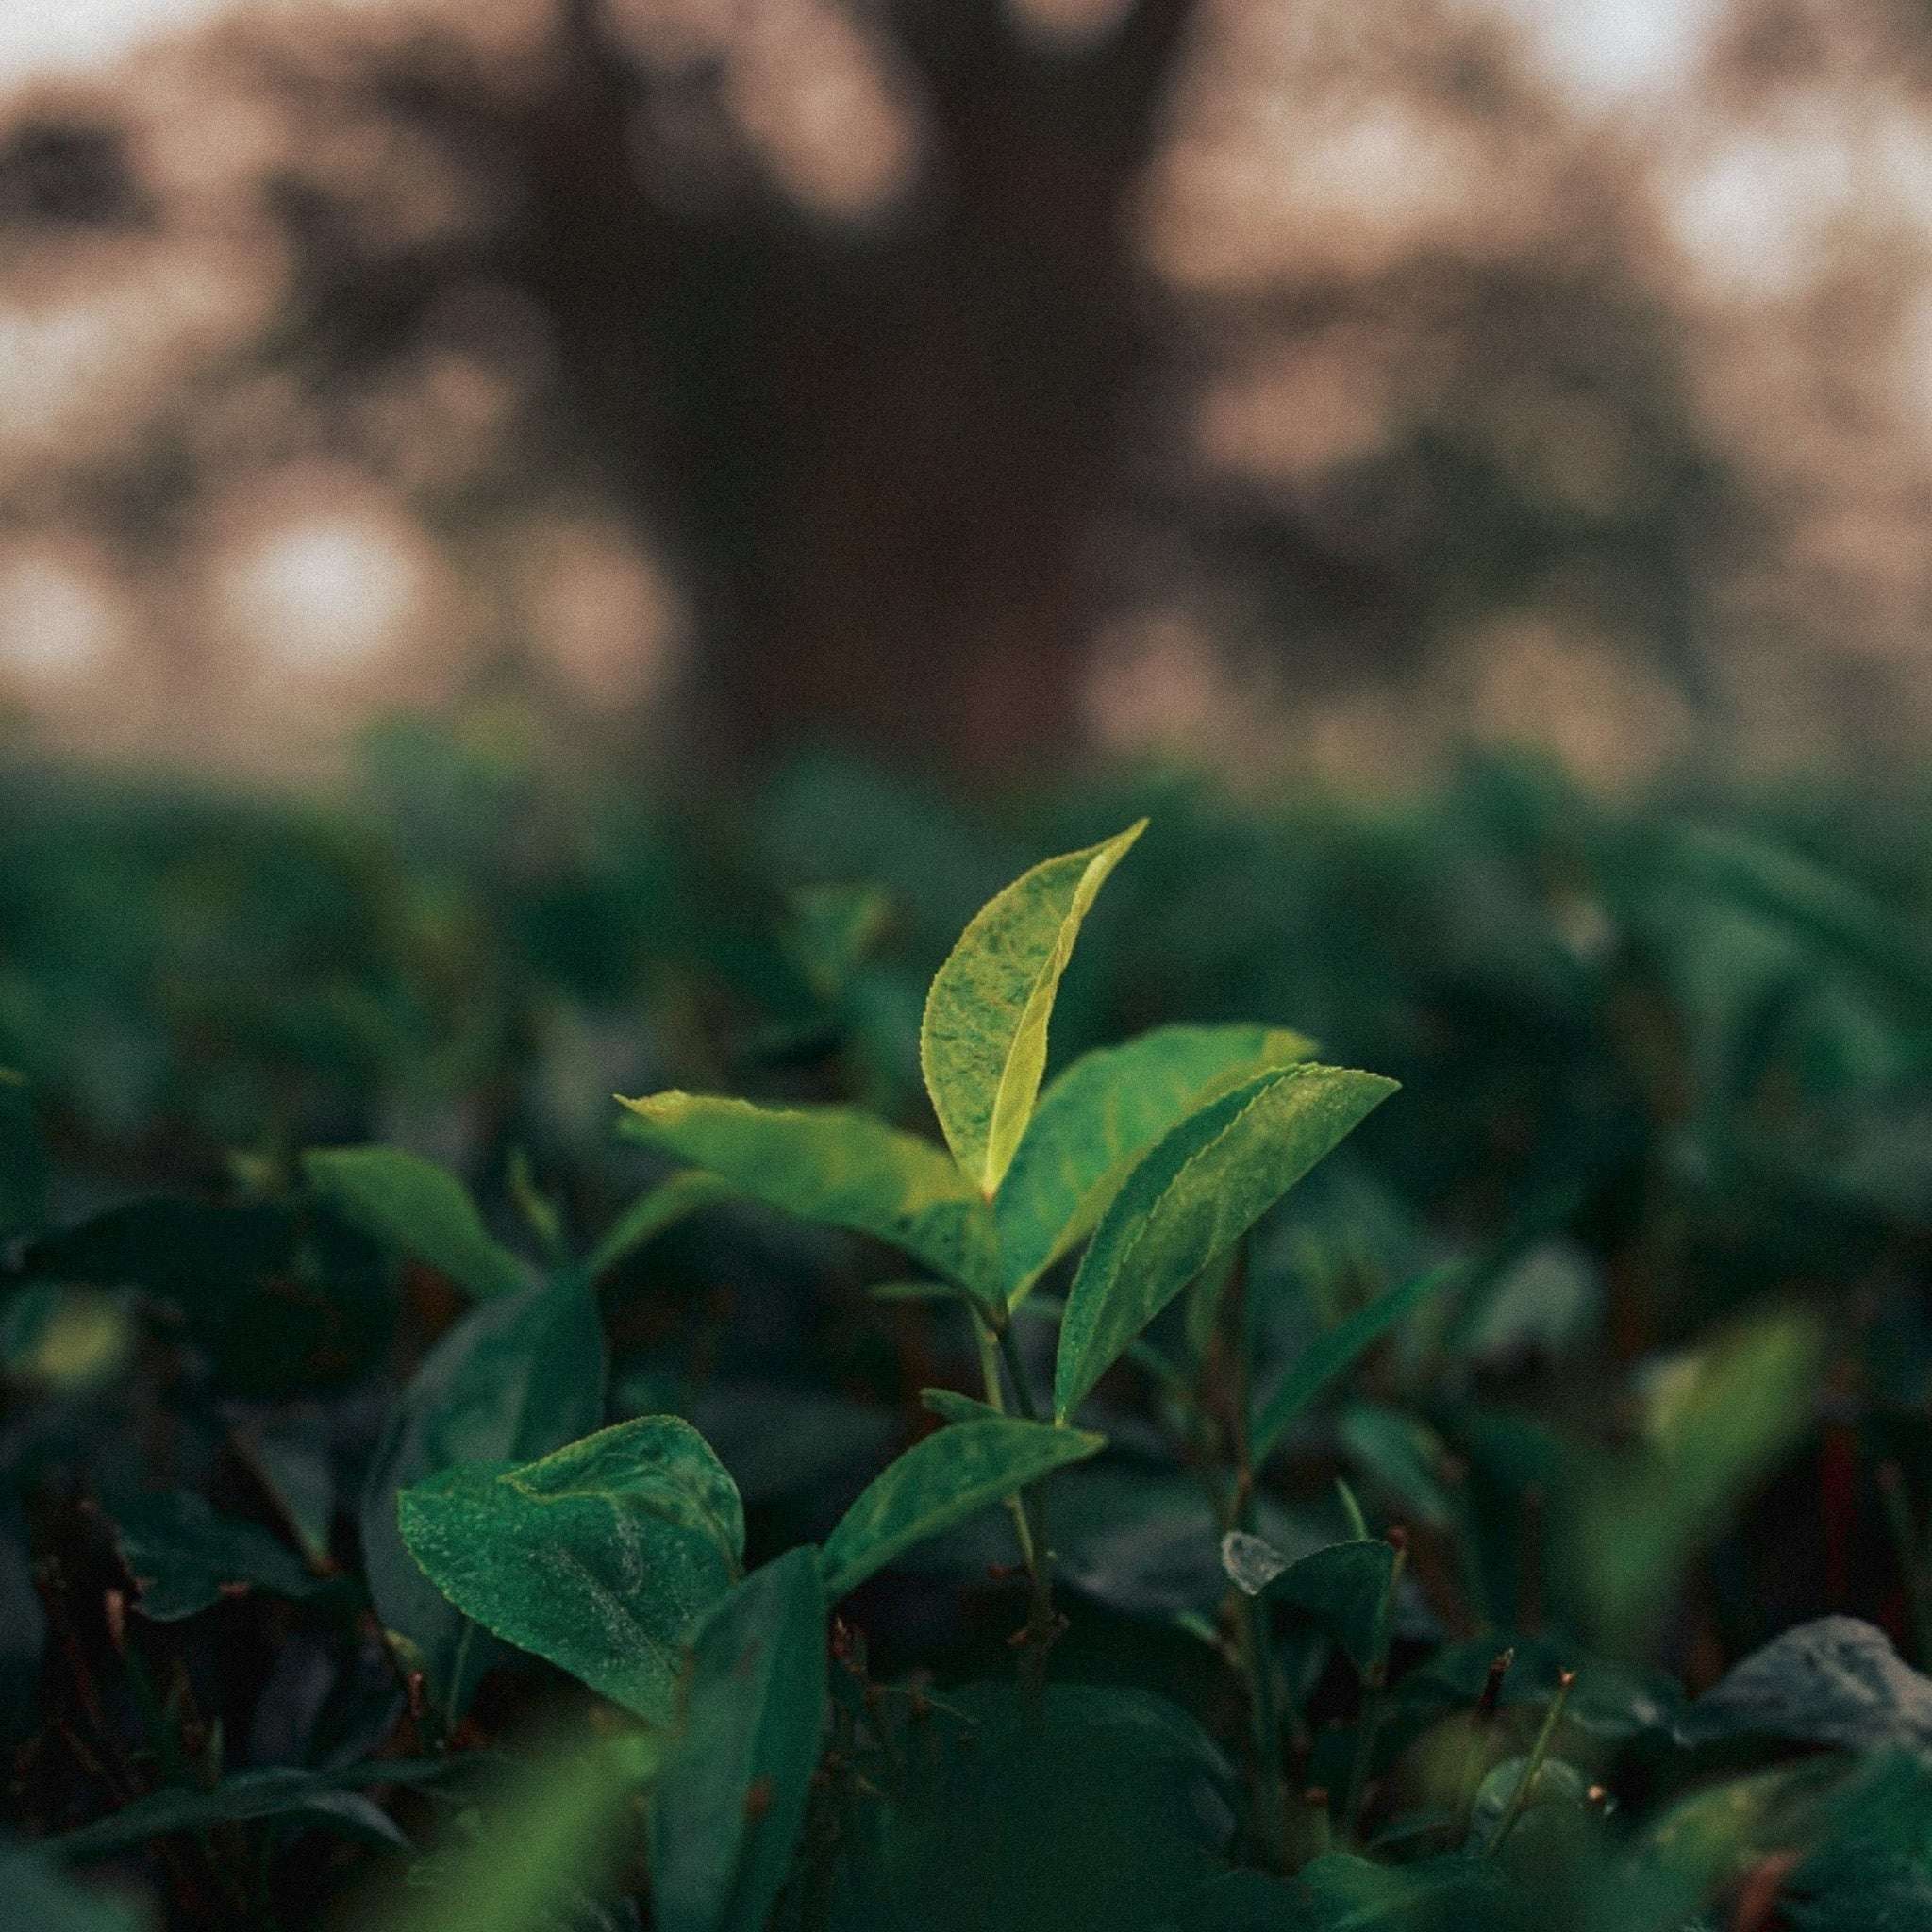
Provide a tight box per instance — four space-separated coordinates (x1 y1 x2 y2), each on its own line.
649 1547 826 1932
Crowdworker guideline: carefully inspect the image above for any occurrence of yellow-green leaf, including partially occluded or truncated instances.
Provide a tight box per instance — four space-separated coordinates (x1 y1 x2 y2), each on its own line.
1053 1063 1397 1423
995 1023 1314 1301
920 822 1146 1197
819 1417 1105 1601
305 1146 531 1303
615 1092 999 1298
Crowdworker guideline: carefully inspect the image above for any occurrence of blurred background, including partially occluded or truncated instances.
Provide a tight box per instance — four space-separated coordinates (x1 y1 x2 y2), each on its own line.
5 0 1932 788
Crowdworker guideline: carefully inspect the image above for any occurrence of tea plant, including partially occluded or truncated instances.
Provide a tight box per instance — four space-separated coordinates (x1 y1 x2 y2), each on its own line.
9 755 1932 1931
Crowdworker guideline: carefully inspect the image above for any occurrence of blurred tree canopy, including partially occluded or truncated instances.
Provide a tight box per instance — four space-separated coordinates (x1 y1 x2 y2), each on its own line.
4 0 1932 782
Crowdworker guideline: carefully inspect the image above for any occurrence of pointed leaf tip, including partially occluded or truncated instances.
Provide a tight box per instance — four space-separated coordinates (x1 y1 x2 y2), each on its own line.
921 821 1146 1198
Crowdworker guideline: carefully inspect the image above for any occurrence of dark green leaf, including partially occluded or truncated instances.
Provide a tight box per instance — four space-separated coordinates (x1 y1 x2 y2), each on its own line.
842 1683 1235 1932
52 1766 421 1859
400 1415 743 1724
361 1278 608 1722
819 1417 1105 1602
0 1069 49 1243
650 1547 827 1932
615 1093 999 1300
1252 1267 1455 1462
244 1421 335 1567
1054 1063 1397 1423
108 1490 325 1621
918 1388 1004 1425
1336 1402 1455 1531
584 1170 733 1282
1224 1534 1396 1674
921 822 1145 1197
995 1023 1314 1301
305 1145 532 1303
1786 1751 1932 1932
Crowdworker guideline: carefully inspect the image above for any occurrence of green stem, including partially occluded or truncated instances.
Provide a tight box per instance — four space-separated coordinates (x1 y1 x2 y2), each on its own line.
1451 1648 1514 1851
1341 1532 1407 1842
971 1304 1058 1706
1484 1670 1575 1857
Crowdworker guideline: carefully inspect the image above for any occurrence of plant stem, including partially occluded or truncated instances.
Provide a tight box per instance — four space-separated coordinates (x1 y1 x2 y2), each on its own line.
1485 1669 1575 1857
1341 1530 1407 1842
1451 1648 1514 1849
971 1304 1059 1707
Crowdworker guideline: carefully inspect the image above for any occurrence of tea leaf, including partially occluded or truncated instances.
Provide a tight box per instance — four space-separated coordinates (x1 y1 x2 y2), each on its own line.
52 1765 437 1858
108 1490 326 1621
1054 1064 1397 1423
584 1168 733 1282
400 1415 744 1724
919 1387 1005 1425
994 1023 1314 1301
616 1092 1000 1299
362 1278 608 1723
819 1417 1105 1602
920 822 1145 1198
1337 1402 1455 1531
305 1146 531 1303
1223 1533 1397 1674
650 1547 827 1932
1251 1265 1456 1463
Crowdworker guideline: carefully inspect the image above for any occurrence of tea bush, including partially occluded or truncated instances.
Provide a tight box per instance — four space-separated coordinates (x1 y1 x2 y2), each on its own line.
9 728 1932 1929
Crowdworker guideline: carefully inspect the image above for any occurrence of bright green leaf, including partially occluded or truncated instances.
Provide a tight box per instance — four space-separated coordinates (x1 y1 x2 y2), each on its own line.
820 1417 1105 1602
1054 1063 1398 1423
1251 1265 1456 1463
585 1168 733 1282
616 1092 999 1298
400 1415 744 1724
650 1547 827 1932
994 1023 1314 1301
361 1278 608 1724
920 822 1146 1198
305 1146 531 1303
